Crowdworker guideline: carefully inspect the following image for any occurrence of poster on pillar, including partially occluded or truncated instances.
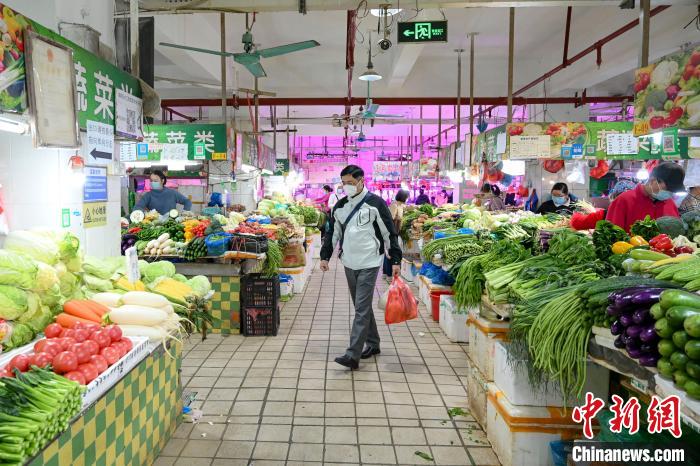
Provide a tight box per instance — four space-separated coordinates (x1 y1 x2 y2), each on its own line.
240 134 277 172
141 124 226 161
475 125 506 162
633 43 700 137
0 4 31 114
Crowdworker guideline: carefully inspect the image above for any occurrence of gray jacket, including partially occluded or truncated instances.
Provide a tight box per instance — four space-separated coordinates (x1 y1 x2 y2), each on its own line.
321 188 402 270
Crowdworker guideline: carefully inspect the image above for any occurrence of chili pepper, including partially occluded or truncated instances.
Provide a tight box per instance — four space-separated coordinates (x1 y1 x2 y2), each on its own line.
649 234 673 251
674 246 694 255
127 227 142 234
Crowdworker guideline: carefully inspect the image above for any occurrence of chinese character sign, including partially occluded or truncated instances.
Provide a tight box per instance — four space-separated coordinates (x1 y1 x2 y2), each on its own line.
141 124 226 161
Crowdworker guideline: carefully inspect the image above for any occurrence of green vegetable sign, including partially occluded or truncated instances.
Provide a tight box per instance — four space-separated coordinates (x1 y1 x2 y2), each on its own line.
633 43 700 136
140 124 227 161
475 125 506 162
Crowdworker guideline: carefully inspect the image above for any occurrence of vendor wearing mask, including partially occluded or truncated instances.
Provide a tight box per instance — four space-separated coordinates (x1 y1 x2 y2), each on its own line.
134 170 192 215
679 161 700 215
536 183 577 215
606 162 685 232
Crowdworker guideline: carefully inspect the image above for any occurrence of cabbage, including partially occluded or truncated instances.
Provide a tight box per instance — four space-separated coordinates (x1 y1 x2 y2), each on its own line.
55 263 78 297
173 273 188 283
0 250 38 289
462 209 482 221
4 230 60 264
39 283 63 308
83 273 114 292
0 285 29 320
34 261 59 292
188 275 211 297
6 323 34 350
57 232 80 261
141 261 176 283
83 256 122 280
19 302 52 333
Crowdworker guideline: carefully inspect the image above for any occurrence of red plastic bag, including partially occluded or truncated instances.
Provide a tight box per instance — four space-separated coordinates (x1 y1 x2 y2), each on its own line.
385 277 418 325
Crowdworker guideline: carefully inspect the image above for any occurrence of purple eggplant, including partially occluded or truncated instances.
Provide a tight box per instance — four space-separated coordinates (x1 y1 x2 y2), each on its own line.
626 325 643 339
614 335 626 349
626 337 641 351
610 320 624 336
632 308 650 325
606 305 621 317
621 333 634 346
619 313 634 327
630 288 664 306
639 326 659 343
640 343 655 353
615 288 649 309
639 354 660 367
627 347 644 359
609 287 644 304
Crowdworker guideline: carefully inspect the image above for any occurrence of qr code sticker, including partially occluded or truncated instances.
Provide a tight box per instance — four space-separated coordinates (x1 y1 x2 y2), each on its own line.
663 135 675 153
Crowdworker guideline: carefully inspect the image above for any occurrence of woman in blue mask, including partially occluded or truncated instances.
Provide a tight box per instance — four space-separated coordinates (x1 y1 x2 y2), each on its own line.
134 170 192 215
536 182 577 215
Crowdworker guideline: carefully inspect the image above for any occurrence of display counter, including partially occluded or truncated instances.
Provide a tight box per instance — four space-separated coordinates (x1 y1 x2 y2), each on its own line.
27 341 182 466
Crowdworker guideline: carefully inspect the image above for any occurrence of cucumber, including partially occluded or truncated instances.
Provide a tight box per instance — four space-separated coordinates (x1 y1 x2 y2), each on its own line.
686 380 700 400
674 370 691 388
660 289 700 310
650 303 665 320
673 330 691 350
630 249 669 261
658 339 676 357
666 307 700 328
685 314 700 338
657 357 675 377
686 340 700 361
674 268 700 284
686 361 700 379
671 352 689 370
655 318 674 339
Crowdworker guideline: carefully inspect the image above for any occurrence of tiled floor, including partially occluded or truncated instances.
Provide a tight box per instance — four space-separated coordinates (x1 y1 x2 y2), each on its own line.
156 259 499 466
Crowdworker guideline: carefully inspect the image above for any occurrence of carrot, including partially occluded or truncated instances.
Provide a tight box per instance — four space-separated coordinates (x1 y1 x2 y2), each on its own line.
63 300 101 322
56 313 97 329
81 300 110 318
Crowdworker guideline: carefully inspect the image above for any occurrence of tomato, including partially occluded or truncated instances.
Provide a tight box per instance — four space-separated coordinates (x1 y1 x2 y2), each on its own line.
81 339 100 356
111 341 127 358
70 343 92 364
691 51 700 67
91 330 111 349
101 346 120 365
52 351 78 374
0 367 13 378
669 107 684 123
31 352 53 368
64 371 86 385
83 323 100 334
33 340 61 357
73 329 90 343
44 323 63 339
89 355 108 373
58 337 77 351
105 325 122 342
8 354 30 372
62 329 77 340
77 363 98 383
649 116 666 129
119 338 133 353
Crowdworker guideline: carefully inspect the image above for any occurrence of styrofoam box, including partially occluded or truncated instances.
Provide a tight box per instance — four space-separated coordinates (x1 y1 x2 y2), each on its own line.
654 375 700 431
494 341 609 408
467 364 489 430
311 233 322 259
467 314 509 382
486 383 583 466
279 266 307 293
401 258 414 283
0 336 149 410
418 275 430 307
439 295 469 343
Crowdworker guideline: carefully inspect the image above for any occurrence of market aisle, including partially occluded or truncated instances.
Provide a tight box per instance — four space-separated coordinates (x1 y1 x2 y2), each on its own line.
156 259 499 466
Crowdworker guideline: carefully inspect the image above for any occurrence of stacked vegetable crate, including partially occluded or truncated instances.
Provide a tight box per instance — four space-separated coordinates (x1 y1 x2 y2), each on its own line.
240 274 280 336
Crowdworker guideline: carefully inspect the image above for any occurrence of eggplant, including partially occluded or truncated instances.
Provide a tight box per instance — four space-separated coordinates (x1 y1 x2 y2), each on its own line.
606 305 621 317
627 347 644 359
609 287 643 304
640 343 655 353
632 308 650 325
614 288 648 309
621 333 634 346
619 313 634 327
626 325 643 339
639 354 661 367
610 320 624 336
614 335 626 349
630 288 664 306
639 326 660 343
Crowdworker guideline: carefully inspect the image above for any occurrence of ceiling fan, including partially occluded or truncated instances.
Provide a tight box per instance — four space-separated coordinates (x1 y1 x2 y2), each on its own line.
354 129 388 143
160 15 320 78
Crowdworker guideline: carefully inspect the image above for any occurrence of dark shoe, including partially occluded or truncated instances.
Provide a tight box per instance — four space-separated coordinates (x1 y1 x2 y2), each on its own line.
361 347 381 359
334 355 359 370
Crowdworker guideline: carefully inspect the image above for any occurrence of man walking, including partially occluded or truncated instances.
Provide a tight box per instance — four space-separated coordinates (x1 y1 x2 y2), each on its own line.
320 165 402 369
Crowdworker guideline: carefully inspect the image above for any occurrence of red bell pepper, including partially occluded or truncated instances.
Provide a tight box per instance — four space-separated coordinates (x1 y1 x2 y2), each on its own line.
674 246 694 255
649 234 673 251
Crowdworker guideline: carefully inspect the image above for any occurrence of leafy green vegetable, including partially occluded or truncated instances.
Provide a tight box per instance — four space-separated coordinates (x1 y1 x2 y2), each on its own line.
3 230 59 265
630 215 660 240
592 220 629 260
141 261 176 283
34 261 59 292
0 285 28 320
82 274 114 292
8 323 34 350
82 256 122 280
188 275 212 297
0 250 37 289
414 451 434 461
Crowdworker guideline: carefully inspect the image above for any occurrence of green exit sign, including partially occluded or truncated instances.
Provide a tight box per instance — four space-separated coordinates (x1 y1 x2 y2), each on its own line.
397 21 448 43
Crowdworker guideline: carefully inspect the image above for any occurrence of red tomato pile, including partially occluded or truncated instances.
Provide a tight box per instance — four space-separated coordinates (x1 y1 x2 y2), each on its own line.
0 321 133 385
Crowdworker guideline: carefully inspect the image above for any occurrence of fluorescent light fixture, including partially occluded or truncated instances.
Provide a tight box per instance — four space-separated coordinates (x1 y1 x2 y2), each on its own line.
636 168 649 181
359 69 382 81
0 116 28 134
370 8 401 16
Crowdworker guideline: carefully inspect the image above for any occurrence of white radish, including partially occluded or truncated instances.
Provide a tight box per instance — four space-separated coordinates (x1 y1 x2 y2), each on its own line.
159 304 175 315
161 239 174 248
117 324 168 342
157 233 170 243
147 240 158 249
108 305 168 326
121 291 169 308
92 292 124 308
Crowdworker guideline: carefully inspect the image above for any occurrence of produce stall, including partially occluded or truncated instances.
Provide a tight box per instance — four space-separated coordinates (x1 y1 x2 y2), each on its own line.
410 197 700 464
121 193 323 334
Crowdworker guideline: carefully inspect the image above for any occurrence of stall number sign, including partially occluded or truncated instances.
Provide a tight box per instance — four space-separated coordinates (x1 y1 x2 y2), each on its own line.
84 166 108 202
83 202 107 228
397 21 448 43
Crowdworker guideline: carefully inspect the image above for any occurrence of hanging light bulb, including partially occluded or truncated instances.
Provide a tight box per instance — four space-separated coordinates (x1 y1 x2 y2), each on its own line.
359 32 382 81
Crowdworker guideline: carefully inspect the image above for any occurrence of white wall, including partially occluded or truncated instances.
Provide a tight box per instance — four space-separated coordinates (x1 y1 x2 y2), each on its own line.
0 133 121 257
